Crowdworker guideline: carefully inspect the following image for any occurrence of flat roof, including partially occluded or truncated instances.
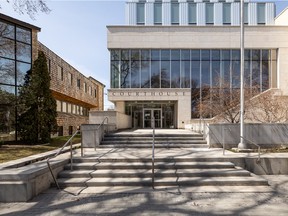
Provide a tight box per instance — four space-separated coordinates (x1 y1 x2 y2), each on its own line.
0 13 41 31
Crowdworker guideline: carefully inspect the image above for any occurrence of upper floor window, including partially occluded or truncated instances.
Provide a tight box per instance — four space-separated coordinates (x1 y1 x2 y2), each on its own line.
47 59 51 73
244 3 248 24
136 3 145 24
84 82 87 93
171 3 179 25
223 3 231 24
94 89 97 98
188 3 197 24
154 3 162 24
68 73 73 85
57 65 63 81
206 3 214 24
77 79 80 89
257 3 266 24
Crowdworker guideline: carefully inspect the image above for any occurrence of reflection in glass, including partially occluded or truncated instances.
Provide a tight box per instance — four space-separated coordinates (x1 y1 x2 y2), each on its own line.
110 49 276 117
17 62 31 86
0 21 15 39
0 38 15 59
16 42 31 63
0 58 15 85
16 27 31 44
0 85 16 140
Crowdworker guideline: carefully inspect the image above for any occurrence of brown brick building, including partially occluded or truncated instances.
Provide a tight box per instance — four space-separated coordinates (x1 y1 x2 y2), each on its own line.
0 14 105 139
38 43 105 135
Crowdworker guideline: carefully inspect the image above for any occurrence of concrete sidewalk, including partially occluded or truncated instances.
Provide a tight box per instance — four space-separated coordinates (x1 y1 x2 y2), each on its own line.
0 175 287 216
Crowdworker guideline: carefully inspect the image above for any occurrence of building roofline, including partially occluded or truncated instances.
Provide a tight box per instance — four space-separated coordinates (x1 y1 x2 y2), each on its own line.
275 7 288 20
38 41 105 87
88 77 106 87
0 13 41 31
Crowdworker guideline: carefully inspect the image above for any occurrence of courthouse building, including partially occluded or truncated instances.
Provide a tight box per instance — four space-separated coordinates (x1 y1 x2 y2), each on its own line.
0 14 104 139
107 0 288 129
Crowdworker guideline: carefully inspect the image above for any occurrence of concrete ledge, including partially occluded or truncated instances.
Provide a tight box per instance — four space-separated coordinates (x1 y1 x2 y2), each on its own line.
0 148 75 202
0 144 80 169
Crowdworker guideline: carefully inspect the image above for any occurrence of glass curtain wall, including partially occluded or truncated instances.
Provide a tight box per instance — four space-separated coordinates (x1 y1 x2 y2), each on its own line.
110 49 277 118
0 20 32 141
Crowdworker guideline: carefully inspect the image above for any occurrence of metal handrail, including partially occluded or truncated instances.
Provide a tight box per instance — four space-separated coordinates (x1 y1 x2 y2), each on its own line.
47 130 80 189
199 117 231 155
95 117 109 150
151 117 155 189
240 136 261 163
81 117 109 157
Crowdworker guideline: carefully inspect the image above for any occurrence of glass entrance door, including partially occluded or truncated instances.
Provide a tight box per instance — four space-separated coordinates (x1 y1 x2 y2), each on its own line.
143 109 162 128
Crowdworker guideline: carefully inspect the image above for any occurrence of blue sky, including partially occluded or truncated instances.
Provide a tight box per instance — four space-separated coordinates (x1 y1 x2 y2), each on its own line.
1 0 288 109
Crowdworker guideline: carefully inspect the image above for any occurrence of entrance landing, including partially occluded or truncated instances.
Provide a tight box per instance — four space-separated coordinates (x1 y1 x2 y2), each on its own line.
110 129 201 135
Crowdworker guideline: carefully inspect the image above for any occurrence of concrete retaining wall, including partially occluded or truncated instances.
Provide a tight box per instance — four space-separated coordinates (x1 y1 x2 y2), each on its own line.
0 158 69 202
199 123 288 148
89 111 132 129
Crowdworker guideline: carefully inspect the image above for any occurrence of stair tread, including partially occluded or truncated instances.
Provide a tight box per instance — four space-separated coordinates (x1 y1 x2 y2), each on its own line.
57 176 267 183
66 161 235 167
61 168 249 174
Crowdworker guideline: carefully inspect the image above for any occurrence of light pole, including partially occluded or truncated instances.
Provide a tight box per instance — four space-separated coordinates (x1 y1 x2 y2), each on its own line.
238 0 247 149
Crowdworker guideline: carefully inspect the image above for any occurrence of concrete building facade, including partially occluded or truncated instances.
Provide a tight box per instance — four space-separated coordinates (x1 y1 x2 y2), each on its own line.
107 0 288 129
0 14 105 140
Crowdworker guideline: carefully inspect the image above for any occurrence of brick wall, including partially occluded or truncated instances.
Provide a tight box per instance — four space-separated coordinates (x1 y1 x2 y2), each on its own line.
38 42 105 110
56 113 88 136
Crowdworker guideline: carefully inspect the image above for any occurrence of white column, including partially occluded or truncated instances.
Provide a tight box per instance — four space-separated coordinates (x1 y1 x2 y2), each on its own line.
126 0 138 25
145 0 155 25
266 3 275 25
214 3 223 26
179 0 188 25
249 2 257 25
197 3 205 26
162 0 171 26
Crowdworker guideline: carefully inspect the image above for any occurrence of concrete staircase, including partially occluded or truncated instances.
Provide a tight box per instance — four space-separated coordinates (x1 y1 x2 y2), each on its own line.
56 157 268 188
99 131 208 148
55 130 268 189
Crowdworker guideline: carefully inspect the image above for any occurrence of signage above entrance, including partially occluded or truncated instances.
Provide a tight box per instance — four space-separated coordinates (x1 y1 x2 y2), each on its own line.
108 89 191 102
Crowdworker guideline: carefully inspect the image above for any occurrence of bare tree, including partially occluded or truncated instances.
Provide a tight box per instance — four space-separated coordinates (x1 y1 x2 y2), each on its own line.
0 0 50 19
246 90 288 123
200 77 256 123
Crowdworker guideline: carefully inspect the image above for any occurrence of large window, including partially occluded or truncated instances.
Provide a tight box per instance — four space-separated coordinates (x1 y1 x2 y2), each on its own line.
171 2 179 24
223 3 231 24
136 3 145 24
110 49 276 118
188 3 197 24
154 2 162 24
0 20 32 141
206 3 214 24
257 3 266 24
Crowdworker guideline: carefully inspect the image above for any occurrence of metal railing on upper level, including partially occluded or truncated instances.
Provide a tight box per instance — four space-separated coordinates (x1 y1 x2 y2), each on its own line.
198 117 231 155
81 117 109 157
240 136 261 163
151 116 155 189
47 130 80 189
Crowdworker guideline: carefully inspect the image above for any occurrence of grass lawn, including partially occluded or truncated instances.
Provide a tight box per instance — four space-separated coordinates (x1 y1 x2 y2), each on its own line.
0 135 81 164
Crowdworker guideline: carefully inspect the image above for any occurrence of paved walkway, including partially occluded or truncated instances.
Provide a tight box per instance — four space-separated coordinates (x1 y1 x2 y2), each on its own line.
0 175 288 216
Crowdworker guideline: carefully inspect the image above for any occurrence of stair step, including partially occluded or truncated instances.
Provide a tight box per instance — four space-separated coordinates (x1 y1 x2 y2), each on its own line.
56 176 268 187
103 137 205 141
72 157 227 163
105 134 203 138
59 168 251 178
64 161 235 170
98 144 208 148
101 140 207 144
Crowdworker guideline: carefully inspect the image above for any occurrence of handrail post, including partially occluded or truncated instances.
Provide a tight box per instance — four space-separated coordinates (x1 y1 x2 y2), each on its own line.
70 139 73 171
152 116 155 189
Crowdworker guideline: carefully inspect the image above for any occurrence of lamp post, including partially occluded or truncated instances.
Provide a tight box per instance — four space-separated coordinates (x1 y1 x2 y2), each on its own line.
238 0 247 149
